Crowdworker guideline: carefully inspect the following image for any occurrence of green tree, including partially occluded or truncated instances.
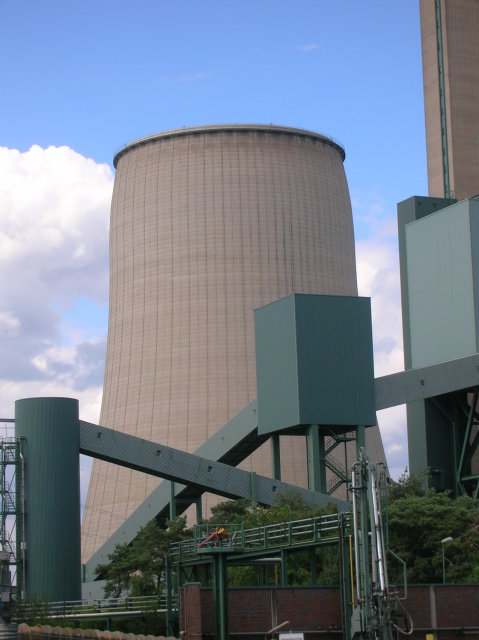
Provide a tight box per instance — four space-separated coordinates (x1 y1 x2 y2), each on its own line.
96 516 190 598
203 490 337 530
387 474 479 584
387 468 427 502
95 542 133 598
255 490 337 526
206 497 253 525
202 492 340 587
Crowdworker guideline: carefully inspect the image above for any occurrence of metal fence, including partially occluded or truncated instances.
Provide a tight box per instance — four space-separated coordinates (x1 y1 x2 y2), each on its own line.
15 594 176 622
170 511 351 563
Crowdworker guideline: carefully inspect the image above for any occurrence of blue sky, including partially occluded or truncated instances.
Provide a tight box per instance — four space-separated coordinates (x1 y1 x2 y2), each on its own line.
0 1 427 493
2 1 426 192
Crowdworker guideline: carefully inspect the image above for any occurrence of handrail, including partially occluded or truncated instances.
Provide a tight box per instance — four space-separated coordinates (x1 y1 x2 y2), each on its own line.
15 594 177 622
170 512 351 563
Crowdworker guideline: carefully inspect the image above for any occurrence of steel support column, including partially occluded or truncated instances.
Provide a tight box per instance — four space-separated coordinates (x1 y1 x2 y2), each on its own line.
211 551 228 640
271 434 281 481
306 425 326 493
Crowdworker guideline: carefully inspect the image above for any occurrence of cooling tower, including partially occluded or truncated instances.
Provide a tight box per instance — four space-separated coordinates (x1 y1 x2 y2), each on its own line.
81 124 383 561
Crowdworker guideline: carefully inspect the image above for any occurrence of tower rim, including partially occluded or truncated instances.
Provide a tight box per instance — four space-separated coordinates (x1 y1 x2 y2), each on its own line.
113 123 345 168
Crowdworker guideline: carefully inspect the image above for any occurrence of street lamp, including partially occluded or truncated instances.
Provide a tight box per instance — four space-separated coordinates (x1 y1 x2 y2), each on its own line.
441 536 453 584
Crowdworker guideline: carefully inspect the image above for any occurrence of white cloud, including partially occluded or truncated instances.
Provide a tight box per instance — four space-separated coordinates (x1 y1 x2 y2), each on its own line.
387 442 404 455
0 379 103 425
353 194 408 479
356 219 403 378
0 148 410 498
0 145 113 425
297 43 318 52
0 145 112 301
0 380 101 507
0 311 20 336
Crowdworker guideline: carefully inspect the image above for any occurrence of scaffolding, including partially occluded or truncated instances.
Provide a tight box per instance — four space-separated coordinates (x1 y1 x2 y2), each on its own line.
0 433 24 605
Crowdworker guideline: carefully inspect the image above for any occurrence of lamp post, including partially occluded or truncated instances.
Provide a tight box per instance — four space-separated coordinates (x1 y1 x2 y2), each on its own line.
441 536 453 584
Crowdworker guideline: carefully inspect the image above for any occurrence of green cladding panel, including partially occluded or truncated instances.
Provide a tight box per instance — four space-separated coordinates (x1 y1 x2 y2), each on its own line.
405 199 479 368
397 195 456 369
15 397 81 601
254 294 376 435
398 197 479 492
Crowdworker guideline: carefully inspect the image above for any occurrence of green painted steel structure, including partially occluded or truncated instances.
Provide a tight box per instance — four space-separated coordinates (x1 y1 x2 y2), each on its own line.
349 450 408 640
14 397 81 601
171 455 411 640
255 294 376 435
0 436 20 610
398 196 479 496
171 512 353 640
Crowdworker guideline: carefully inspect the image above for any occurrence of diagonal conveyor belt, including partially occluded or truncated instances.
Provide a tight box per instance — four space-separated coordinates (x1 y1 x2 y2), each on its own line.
374 352 479 410
81 400 350 580
83 352 479 580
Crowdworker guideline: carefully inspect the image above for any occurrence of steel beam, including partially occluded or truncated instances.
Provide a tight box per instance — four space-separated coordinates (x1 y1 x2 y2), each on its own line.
375 353 479 410
80 421 349 510
83 352 479 581
81 415 349 581
83 401 267 578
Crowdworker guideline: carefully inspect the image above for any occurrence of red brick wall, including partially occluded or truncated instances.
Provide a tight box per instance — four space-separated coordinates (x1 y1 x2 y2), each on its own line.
180 584 479 640
435 584 479 628
403 585 432 630
274 588 341 633
227 589 272 633
180 582 204 638
181 585 343 639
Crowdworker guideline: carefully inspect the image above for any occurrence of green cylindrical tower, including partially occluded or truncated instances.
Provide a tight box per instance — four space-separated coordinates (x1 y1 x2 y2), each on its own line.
15 397 81 601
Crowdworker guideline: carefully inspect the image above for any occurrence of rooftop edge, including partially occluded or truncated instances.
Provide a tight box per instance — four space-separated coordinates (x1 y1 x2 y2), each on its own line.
113 123 345 168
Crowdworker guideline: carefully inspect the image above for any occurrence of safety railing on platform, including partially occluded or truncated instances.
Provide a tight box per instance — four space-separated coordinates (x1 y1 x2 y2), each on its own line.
14 594 176 622
170 511 352 563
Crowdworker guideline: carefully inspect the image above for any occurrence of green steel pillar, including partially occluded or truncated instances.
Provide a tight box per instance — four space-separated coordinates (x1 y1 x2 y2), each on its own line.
211 551 228 640
169 485 203 522
257 563 266 586
169 482 176 520
250 471 257 513
280 548 288 586
306 425 326 493
15 397 81 601
339 513 353 640
356 426 365 457
195 497 203 522
270 434 281 480
165 556 174 637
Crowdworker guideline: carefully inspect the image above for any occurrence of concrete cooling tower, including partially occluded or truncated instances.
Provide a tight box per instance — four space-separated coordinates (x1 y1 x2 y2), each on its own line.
81 124 385 561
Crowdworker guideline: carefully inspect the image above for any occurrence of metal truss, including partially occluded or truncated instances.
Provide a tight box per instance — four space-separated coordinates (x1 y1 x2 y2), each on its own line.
429 388 479 497
0 436 25 601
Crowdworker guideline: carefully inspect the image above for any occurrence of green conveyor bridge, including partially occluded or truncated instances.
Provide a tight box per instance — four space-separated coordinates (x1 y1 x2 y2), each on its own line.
2 352 479 591
168 511 355 640
84 351 479 581
171 511 351 569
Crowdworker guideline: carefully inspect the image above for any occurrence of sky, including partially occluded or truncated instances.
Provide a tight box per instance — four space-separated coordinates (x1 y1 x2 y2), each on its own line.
0 0 428 504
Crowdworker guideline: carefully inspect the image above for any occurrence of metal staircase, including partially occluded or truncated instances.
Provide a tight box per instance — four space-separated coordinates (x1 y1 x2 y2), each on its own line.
0 437 23 612
324 430 355 494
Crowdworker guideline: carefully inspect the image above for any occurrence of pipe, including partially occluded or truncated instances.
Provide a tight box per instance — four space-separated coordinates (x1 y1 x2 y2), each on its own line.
351 467 361 601
371 469 385 592
349 534 355 608
266 620 290 636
